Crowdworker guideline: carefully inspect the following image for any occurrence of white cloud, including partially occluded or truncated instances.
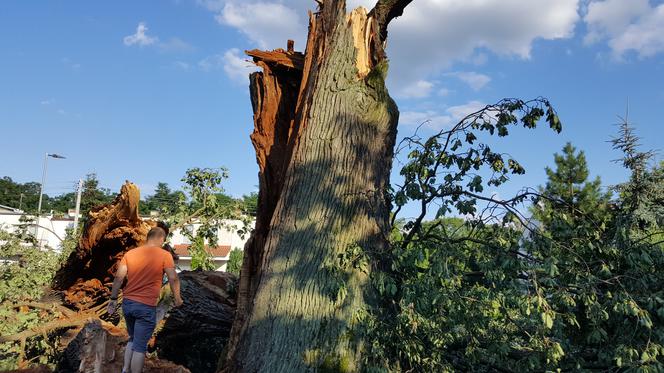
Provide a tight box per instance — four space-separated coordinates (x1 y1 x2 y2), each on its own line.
448 71 491 91
57 109 66 115
199 1 579 94
585 0 664 59
196 0 374 50
400 100 486 130
40 99 54 105
446 101 486 121
470 52 488 66
584 0 649 44
222 48 259 83
398 80 435 98
400 110 453 130
198 49 258 83
386 0 579 88
124 23 195 53
124 22 158 47
215 2 306 50
611 6 664 58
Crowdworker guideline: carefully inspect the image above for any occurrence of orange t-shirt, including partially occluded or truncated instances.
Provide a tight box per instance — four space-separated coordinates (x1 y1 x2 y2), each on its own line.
120 245 175 306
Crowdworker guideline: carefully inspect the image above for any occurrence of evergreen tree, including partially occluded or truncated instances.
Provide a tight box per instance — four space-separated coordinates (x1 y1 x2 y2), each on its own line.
611 120 663 231
533 142 611 241
143 182 183 215
80 173 114 216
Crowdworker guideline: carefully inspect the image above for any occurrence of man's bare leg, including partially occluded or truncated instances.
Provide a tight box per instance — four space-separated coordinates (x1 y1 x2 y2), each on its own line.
123 342 133 372
130 351 146 373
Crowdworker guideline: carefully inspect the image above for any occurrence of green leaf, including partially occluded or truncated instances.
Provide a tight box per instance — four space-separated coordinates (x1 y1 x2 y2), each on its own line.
541 312 554 329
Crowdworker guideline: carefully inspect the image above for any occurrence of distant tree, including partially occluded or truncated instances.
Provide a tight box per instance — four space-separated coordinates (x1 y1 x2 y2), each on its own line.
167 167 251 271
226 249 243 275
241 192 258 216
142 182 183 215
214 192 235 209
360 117 664 372
610 120 664 230
0 177 41 213
80 173 115 216
532 142 612 240
48 192 76 214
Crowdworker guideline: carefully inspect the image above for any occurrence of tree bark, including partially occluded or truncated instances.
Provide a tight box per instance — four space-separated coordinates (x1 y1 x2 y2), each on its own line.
155 271 237 373
224 1 404 371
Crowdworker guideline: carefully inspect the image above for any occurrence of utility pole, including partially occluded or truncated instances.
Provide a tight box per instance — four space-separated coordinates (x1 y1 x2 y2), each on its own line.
37 153 48 217
73 178 83 234
19 193 24 211
37 153 66 216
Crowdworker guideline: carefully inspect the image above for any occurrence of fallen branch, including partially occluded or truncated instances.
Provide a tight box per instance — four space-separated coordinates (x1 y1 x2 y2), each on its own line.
0 314 112 343
12 301 77 318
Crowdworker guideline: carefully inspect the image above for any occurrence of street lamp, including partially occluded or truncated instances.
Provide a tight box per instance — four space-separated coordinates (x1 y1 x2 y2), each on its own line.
37 153 66 216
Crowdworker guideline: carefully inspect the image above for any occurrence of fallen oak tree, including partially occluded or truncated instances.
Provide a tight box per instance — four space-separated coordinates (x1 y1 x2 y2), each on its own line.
52 182 153 311
1 182 237 373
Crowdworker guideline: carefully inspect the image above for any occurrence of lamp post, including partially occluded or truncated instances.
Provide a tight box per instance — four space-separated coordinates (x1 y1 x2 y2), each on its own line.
37 153 66 216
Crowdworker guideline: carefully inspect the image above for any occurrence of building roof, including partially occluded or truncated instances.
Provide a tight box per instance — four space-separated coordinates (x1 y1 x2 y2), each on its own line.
173 244 231 258
0 204 23 213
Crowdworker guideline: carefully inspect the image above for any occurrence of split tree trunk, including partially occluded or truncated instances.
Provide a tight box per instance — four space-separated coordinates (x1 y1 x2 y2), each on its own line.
224 1 411 371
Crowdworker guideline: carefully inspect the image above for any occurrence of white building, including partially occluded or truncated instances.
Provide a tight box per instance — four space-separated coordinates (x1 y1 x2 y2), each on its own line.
0 207 75 252
0 204 23 214
168 219 249 272
0 208 250 271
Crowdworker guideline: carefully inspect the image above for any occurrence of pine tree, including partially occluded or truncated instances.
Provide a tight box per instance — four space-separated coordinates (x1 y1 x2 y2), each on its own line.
143 182 183 215
533 142 611 240
80 174 114 216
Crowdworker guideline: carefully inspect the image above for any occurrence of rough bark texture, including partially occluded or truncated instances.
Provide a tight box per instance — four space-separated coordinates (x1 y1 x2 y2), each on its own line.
155 271 237 373
224 1 400 371
52 182 154 311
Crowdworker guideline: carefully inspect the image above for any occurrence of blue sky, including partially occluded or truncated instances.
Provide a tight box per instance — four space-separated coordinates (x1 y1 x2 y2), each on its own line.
1 0 663 216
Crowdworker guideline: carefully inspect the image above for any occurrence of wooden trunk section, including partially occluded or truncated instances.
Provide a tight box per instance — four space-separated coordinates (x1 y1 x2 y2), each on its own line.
155 271 237 373
224 2 399 371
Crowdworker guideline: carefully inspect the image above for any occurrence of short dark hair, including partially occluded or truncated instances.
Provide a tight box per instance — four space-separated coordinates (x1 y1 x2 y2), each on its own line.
156 221 170 237
147 227 166 241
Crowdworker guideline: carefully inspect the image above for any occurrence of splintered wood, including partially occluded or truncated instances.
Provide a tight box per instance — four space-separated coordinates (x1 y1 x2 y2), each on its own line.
348 7 373 78
52 182 153 310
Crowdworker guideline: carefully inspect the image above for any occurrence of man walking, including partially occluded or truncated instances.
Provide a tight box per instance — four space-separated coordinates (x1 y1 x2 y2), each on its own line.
107 226 183 373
